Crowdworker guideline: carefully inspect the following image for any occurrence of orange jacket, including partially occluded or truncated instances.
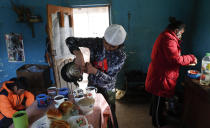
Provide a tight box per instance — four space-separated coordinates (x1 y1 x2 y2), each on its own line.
0 81 35 120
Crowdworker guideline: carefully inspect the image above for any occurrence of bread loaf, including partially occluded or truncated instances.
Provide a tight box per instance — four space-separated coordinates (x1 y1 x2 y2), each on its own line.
58 101 74 115
47 108 62 120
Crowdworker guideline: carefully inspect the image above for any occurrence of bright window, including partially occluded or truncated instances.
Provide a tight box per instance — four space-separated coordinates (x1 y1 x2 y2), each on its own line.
73 6 110 37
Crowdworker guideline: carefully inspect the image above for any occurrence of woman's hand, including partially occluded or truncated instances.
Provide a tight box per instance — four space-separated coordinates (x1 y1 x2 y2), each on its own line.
189 57 197 66
188 63 196 66
85 62 97 75
194 57 198 64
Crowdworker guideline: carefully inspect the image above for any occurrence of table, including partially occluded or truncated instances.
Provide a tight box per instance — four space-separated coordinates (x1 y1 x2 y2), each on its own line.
182 77 210 128
10 93 113 128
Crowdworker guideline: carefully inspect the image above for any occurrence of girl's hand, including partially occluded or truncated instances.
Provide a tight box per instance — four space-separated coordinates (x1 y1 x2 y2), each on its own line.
85 62 97 75
73 50 85 67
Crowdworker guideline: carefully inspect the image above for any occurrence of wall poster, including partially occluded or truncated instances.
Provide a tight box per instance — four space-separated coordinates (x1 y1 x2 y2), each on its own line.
5 33 25 62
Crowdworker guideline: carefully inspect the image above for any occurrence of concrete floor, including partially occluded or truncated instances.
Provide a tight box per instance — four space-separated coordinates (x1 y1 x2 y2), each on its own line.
116 86 181 128
116 86 153 128
116 100 152 128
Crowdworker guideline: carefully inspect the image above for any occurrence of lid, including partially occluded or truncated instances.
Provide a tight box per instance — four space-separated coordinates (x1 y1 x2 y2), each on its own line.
206 53 210 56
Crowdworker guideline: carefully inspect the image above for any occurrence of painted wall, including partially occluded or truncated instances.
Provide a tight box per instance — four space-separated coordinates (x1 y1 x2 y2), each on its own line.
0 0 110 83
111 0 198 72
175 0 210 87
188 0 210 69
0 0 47 82
1 0 209 87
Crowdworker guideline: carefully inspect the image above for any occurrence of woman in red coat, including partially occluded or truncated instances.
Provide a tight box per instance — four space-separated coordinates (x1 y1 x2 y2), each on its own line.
145 17 197 128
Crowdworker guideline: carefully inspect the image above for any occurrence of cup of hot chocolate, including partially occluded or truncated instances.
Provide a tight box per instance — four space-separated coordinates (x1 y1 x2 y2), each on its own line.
53 95 68 108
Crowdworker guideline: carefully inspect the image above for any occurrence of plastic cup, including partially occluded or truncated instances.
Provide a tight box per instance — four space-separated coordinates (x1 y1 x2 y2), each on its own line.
47 86 57 98
12 111 29 128
36 94 50 108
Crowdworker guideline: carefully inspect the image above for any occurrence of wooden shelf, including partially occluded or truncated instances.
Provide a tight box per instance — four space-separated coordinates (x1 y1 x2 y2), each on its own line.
16 17 42 23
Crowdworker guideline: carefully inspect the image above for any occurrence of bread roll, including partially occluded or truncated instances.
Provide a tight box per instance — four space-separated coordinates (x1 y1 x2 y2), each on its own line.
50 120 70 128
47 108 62 120
58 101 74 115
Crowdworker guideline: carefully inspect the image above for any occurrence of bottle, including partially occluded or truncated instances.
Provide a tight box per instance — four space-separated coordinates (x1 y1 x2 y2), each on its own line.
200 53 210 85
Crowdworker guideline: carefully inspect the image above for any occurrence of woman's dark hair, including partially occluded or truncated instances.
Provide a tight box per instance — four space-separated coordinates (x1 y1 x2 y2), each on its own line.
9 77 17 82
167 16 186 30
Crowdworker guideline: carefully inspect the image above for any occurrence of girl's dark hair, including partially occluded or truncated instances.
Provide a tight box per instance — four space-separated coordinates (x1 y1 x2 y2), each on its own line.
9 77 27 90
16 77 28 90
167 16 186 30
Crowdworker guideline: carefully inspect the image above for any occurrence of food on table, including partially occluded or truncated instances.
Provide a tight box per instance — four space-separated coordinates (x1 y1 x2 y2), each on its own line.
75 94 84 98
77 98 95 114
84 93 92 97
187 70 201 79
76 117 86 127
58 101 74 115
47 108 62 120
77 98 95 106
189 70 199 74
50 120 70 128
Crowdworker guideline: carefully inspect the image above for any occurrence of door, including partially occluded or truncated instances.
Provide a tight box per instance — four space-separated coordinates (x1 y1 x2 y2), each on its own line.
47 4 76 89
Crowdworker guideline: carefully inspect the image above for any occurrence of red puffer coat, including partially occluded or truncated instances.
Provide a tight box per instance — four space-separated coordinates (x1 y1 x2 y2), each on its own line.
145 29 195 97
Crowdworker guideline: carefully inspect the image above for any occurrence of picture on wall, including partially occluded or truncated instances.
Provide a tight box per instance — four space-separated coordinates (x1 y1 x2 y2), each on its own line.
5 33 25 62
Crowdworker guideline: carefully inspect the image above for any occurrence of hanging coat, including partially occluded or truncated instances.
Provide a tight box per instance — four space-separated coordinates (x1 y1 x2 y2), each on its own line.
145 29 196 97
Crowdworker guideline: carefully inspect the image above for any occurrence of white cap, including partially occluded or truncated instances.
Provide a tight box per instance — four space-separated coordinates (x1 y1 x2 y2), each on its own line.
104 24 127 46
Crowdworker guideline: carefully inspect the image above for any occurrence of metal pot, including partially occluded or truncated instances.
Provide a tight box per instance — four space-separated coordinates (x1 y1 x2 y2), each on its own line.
61 60 83 86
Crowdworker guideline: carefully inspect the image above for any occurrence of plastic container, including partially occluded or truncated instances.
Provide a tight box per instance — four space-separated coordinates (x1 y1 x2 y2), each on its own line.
36 94 50 108
47 86 57 99
187 70 201 79
200 53 210 85
58 87 69 98
12 111 29 128
85 86 98 99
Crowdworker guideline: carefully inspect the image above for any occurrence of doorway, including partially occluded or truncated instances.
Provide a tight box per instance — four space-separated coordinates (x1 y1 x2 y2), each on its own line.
73 6 110 89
